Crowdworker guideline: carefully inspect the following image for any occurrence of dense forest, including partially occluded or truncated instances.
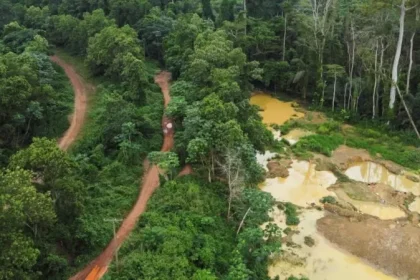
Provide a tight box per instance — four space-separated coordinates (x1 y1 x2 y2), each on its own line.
0 0 419 279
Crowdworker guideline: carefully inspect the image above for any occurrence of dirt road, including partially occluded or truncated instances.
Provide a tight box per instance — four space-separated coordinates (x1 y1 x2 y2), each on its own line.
70 71 175 280
50 56 90 151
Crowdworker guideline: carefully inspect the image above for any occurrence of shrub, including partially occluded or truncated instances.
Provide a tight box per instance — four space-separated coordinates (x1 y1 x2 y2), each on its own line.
317 121 341 135
284 202 300 226
320 196 336 204
293 134 344 157
286 215 300 226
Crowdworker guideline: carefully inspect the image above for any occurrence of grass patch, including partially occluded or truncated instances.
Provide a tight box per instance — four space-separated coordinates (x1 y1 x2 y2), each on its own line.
293 134 344 157
344 126 420 170
285 112 419 170
280 119 317 135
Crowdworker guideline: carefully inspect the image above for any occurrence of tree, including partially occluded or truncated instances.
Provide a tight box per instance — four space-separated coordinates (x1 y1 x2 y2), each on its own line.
9 138 85 230
389 0 411 110
137 7 174 61
148 151 180 180
297 0 336 105
217 148 245 220
201 0 215 21
325 64 346 111
86 25 143 76
0 168 55 279
219 0 235 23
24 5 50 30
109 0 151 26
25 34 49 53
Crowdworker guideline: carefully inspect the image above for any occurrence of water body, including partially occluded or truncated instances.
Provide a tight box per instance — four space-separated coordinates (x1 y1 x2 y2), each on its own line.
250 93 304 125
345 161 420 196
268 208 396 280
252 95 396 279
333 189 406 220
261 160 337 207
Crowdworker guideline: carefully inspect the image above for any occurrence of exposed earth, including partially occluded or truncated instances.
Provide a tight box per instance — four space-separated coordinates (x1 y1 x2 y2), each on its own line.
317 215 420 279
50 56 90 151
254 93 420 280
70 71 177 280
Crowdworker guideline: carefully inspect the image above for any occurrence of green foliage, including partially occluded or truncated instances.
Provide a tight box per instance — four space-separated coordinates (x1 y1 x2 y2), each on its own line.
320 196 337 204
9 138 85 232
317 121 341 134
109 177 235 279
201 0 215 21
137 7 174 61
0 168 55 279
148 151 180 179
0 49 72 156
284 202 300 226
166 96 187 118
87 25 141 76
294 134 344 157
109 0 151 27
346 133 420 170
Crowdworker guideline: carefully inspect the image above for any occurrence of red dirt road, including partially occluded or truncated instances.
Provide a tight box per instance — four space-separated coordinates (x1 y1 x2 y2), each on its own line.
50 56 90 151
70 71 174 280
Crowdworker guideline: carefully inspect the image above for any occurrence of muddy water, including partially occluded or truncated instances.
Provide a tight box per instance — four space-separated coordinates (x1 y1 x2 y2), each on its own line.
250 93 304 125
260 159 396 279
283 129 313 145
261 160 337 207
334 189 406 220
345 161 420 196
268 208 396 280
349 201 406 220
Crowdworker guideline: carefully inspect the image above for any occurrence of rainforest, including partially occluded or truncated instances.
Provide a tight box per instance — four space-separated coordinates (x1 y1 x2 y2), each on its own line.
0 0 419 280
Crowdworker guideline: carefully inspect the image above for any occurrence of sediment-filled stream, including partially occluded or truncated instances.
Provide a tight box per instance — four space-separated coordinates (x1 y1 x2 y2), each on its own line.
254 93 401 279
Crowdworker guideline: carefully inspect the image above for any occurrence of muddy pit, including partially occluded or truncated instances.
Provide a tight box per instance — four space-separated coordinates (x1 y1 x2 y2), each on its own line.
268 208 397 280
253 95 419 280
250 93 304 126
257 157 398 279
261 160 337 207
345 161 420 196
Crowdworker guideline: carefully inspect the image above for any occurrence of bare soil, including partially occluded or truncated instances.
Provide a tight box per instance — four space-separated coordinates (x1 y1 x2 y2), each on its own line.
70 71 175 280
317 214 420 279
331 145 405 175
266 159 292 178
331 145 372 170
178 164 193 177
50 56 90 151
330 182 412 209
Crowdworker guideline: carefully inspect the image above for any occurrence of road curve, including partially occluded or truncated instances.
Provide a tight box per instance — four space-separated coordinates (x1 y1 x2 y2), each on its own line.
70 71 175 280
50 56 90 151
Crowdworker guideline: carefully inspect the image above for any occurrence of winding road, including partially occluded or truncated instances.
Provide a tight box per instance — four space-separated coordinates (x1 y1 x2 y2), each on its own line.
53 57 189 279
50 56 90 151
69 71 178 280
